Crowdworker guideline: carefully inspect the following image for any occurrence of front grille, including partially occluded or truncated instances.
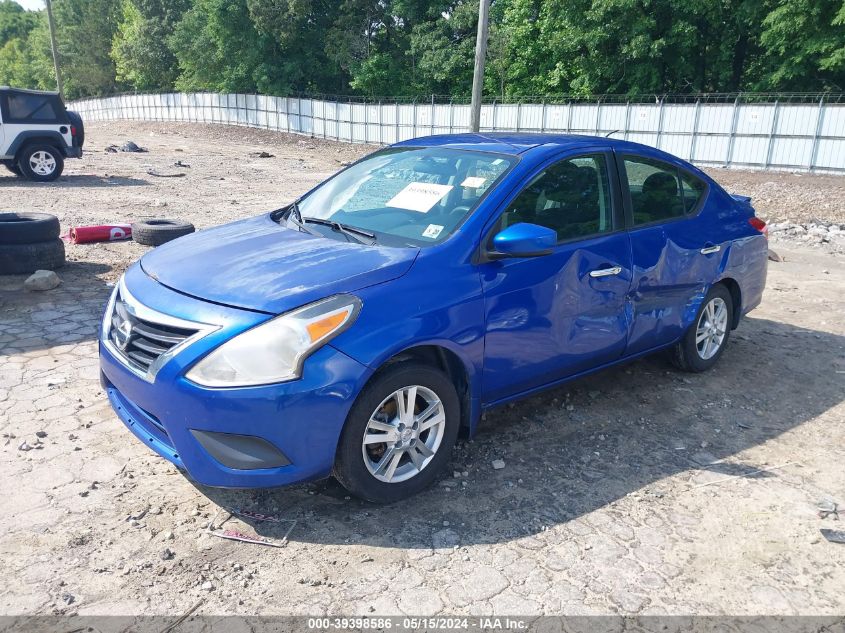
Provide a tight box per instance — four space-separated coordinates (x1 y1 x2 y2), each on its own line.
109 291 198 374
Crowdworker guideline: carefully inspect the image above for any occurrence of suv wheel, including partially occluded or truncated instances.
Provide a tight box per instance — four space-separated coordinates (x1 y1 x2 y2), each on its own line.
334 363 460 503
18 145 64 182
3 161 22 176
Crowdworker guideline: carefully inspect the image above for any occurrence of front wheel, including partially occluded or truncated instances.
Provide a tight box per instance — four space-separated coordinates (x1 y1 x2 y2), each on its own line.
3 161 22 176
671 285 734 372
18 145 64 182
334 363 460 503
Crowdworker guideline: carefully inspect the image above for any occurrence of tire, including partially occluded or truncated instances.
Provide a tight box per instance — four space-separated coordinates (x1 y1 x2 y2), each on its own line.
67 110 85 149
0 212 61 245
131 219 195 246
3 161 22 176
0 239 65 274
17 144 64 182
671 284 734 373
334 362 461 504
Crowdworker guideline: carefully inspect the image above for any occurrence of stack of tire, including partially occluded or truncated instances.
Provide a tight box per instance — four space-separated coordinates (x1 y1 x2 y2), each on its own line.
0 212 65 274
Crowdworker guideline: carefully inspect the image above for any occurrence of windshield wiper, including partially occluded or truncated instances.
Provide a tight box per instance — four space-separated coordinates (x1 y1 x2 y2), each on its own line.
285 201 321 237
302 216 377 246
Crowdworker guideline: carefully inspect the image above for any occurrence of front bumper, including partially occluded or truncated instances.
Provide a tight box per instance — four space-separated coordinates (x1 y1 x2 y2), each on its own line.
99 264 373 488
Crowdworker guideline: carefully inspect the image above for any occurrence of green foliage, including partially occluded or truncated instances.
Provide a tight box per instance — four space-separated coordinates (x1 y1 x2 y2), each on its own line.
112 0 190 90
0 0 843 99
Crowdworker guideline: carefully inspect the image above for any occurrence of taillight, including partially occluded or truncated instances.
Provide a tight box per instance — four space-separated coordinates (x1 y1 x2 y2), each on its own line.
70 125 77 137
749 217 768 238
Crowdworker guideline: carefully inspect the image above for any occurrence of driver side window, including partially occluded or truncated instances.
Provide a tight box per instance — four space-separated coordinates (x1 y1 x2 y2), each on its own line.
499 154 613 242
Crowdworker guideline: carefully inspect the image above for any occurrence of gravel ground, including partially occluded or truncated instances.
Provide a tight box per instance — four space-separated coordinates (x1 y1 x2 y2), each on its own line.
1 122 844 619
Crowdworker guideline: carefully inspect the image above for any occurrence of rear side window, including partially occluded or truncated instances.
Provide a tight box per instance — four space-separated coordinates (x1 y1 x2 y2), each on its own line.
499 153 614 242
4 93 59 122
680 170 707 213
622 157 685 225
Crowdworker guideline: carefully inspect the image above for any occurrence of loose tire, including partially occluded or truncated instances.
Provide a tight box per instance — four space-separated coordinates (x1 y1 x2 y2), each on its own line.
17 144 64 182
131 219 195 246
671 284 734 373
0 212 61 245
334 362 461 503
0 239 65 274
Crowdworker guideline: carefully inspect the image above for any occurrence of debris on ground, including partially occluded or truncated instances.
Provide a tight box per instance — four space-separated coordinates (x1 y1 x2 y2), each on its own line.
206 507 296 548
249 151 275 158
147 169 186 178
492 459 506 470
174 160 191 168
68 224 132 244
121 141 147 153
768 249 783 262
820 529 845 544
24 270 61 291
105 141 148 153
818 500 840 520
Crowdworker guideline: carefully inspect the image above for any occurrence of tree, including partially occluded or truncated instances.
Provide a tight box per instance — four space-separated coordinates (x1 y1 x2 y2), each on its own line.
112 0 191 91
757 0 845 91
170 0 286 93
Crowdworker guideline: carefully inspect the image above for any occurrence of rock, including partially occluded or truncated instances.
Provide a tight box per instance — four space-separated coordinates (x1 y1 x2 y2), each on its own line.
768 249 782 262
201 581 214 591
61 593 75 605
35 430 47 438
24 270 61 291
160 548 174 561
492 459 506 470
18 441 32 451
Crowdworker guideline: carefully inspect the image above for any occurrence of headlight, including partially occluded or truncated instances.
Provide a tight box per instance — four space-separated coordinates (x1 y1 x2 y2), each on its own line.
186 295 361 387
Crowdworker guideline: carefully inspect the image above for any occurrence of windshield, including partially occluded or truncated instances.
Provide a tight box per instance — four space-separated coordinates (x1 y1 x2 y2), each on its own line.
295 147 516 246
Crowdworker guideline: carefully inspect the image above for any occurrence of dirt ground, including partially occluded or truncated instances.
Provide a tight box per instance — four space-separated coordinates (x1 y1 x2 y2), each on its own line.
0 122 844 618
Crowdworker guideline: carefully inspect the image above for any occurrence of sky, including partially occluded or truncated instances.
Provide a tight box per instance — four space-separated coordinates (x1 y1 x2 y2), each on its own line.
14 0 44 10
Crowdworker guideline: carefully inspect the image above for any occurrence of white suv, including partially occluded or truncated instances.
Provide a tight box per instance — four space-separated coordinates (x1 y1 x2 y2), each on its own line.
0 86 84 182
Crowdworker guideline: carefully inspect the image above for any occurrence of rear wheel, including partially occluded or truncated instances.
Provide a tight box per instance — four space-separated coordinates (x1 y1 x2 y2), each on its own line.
18 145 64 182
3 161 22 176
334 363 460 503
671 284 734 372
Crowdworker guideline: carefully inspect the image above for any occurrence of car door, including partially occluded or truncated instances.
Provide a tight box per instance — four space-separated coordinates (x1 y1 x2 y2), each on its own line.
617 153 721 356
479 149 633 404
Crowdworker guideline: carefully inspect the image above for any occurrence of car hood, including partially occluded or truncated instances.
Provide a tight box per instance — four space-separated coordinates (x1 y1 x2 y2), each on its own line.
140 214 419 314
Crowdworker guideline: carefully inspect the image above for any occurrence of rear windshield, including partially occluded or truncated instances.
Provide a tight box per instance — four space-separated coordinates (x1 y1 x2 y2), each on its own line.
295 147 516 247
1 92 64 123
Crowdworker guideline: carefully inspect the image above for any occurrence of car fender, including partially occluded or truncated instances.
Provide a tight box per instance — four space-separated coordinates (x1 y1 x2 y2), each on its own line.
7 130 69 158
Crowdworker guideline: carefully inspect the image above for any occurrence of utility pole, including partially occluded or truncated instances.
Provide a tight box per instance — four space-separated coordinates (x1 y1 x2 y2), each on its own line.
469 0 491 133
44 0 63 96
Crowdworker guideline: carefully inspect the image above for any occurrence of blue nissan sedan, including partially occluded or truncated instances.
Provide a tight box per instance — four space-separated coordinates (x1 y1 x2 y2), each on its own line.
99 133 768 503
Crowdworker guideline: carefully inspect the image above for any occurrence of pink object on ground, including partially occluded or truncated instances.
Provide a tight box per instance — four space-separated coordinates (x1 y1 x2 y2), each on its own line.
69 224 132 243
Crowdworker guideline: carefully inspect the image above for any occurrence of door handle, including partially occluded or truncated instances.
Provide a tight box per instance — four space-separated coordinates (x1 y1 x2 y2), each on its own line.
700 244 721 255
589 266 623 278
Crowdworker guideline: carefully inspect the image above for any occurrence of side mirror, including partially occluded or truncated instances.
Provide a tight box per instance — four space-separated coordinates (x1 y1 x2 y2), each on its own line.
490 222 556 258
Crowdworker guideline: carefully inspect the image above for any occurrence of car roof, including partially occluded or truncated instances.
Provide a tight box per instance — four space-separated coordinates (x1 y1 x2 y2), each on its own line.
0 86 61 97
392 132 652 156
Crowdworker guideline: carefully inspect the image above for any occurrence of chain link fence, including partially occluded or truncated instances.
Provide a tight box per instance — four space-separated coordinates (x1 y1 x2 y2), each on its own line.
69 92 845 173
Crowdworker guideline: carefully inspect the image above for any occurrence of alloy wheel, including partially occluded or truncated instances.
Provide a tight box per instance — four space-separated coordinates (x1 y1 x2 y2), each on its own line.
695 297 728 360
29 151 57 177
361 385 446 483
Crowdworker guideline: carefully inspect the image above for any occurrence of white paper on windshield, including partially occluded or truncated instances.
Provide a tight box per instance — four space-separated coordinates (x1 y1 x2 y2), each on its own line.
461 176 486 188
386 182 453 213
422 224 444 239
